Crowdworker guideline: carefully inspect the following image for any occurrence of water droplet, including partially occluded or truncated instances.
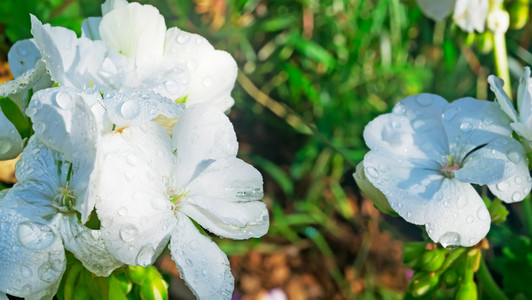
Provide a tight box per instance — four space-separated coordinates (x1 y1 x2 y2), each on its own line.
38 262 60 282
202 76 213 87
391 120 400 129
126 154 138 166
416 95 432 106
496 181 508 191
508 152 521 164
124 171 134 180
119 101 140 120
469 238 477 245
119 224 139 242
185 258 193 267
54 91 72 110
118 207 128 216
164 80 180 93
442 106 460 122
457 196 467 208
17 222 56 250
177 33 190 44
515 176 522 184
187 60 197 70
366 167 378 178
512 192 522 202
20 284 32 295
477 207 489 220
17 47 27 56
136 244 155 267
392 105 405 115
406 212 412 218
466 215 474 224
460 122 472 132
439 232 461 248
20 265 32 278
26 106 37 117
483 117 493 125
0 142 12 155
33 121 46 134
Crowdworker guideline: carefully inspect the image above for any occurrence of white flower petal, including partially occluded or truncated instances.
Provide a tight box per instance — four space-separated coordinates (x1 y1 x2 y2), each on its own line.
172 104 238 185
15 137 63 190
180 158 268 239
3 180 58 222
101 0 128 15
30 15 78 85
0 107 23 160
104 88 185 127
0 293 7 300
453 0 489 32
96 122 177 266
442 97 512 160
7 39 41 78
425 179 490 247
416 0 454 21
99 3 166 65
518 67 532 126
0 208 66 298
58 214 123 276
81 17 102 40
165 28 237 111
169 213 234 299
488 75 518 122
364 94 449 165
364 150 444 225
487 139 532 203
0 60 51 110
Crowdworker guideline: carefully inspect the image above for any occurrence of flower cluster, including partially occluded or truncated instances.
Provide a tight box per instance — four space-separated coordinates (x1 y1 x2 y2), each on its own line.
356 91 532 247
0 0 269 299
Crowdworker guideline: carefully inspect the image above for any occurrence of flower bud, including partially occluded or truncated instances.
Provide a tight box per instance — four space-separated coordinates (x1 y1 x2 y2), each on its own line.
128 265 150 285
403 242 427 268
442 268 459 287
140 268 169 300
353 161 396 215
420 249 447 272
509 0 529 30
476 31 493 54
408 271 440 297
455 281 478 300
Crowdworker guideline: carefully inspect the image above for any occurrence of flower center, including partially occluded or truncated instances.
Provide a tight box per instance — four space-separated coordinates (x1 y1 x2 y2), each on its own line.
167 188 189 213
441 155 460 178
52 185 77 213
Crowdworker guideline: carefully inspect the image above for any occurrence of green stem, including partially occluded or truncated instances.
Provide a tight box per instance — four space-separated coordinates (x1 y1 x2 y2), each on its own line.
477 257 508 300
492 31 511 97
522 196 532 237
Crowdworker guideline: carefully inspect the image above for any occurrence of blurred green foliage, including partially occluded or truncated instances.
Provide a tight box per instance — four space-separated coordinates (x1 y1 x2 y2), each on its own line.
2 0 532 298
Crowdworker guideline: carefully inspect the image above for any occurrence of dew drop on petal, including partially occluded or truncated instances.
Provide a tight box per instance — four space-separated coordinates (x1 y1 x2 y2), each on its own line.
126 154 138 166
119 101 140 120
119 224 139 242
177 34 189 44
185 258 193 267
457 196 467 208
460 122 472 132
54 91 72 110
512 192 521 202
20 265 32 278
496 181 508 191
477 207 489 220
416 95 432 106
17 47 27 56
187 60 197 71
515 176 522 184
136 244 155 267
366 167 378 178
17 222 56 250
466 215 474 224
33 121 46 134
392 105 405 115
0 142 12 155
25 106 37 117
124 171 134 180
202 76 213 87
118 207 128 216
38 262 59 282
439 232 461 248
164 80 180 94
442 106 460 122
508 152 521 164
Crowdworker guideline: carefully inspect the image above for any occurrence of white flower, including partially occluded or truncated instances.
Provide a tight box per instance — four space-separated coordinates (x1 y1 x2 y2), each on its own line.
30 0 237 111
0 138 122 299
0 39 53 160
94 104 269 299
488 67 532 148
25 86 185 221
363 94 531 247
416 0 489 32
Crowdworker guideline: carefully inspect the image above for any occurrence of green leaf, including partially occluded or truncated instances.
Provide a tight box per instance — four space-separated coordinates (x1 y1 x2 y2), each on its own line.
0 97 32 139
